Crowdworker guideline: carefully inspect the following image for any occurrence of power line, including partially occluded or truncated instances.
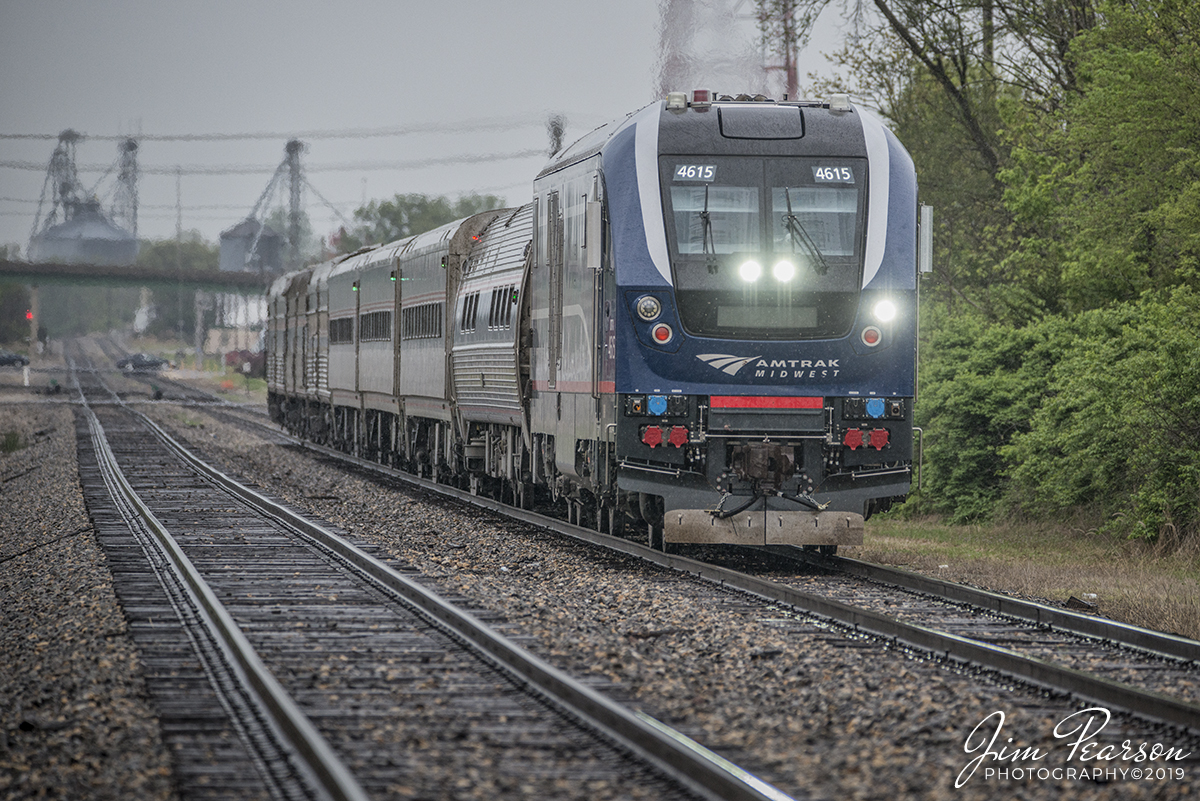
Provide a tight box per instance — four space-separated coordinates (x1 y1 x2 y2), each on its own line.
0 149 547 176
1 197 349 211
0 115 567 143
3 180 530 214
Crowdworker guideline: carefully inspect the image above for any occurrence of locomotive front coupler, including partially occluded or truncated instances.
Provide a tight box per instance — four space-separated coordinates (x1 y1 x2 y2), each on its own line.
776 489 828 512
709 487 827 519
711 490 764 520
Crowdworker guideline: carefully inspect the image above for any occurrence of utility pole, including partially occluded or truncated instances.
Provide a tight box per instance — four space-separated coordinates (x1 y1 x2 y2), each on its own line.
194 292 211 372
286 139 304 272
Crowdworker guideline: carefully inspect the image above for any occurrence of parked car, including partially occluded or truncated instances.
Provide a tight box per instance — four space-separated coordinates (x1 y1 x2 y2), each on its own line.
0 349 29 367
116 353 168 372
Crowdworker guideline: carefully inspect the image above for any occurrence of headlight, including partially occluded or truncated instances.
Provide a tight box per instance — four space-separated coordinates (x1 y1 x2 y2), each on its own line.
873 299 897 322
773 260 796 282
739 260 762 282
636 295 662 321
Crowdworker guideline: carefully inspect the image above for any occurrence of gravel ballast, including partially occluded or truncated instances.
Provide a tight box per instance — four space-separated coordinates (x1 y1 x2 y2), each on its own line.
3 378 1198 799
0 402 176 800
144 403 1200 801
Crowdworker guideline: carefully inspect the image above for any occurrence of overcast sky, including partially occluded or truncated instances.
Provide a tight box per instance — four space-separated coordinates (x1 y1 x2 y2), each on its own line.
0 0 845 253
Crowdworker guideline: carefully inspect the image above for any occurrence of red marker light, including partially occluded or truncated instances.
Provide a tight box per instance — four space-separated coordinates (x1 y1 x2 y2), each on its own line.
861 326 882 347
652 323 673 343
25 309 32 320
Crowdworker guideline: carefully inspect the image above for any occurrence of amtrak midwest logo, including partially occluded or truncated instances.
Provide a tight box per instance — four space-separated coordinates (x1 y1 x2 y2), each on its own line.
695 353 760 375
696 353 842 380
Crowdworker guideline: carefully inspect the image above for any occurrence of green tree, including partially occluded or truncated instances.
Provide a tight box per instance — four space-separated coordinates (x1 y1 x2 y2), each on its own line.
915 309 1070 521
1046 0 1200 309
335 193 508 253
1004 288 1200 544
134 234 220 339
766 1 1097 177
0 283 32 345
36 235 220 339
37 284 140 338
821 37 1035 319
262 207 323 268
805 0 1200 540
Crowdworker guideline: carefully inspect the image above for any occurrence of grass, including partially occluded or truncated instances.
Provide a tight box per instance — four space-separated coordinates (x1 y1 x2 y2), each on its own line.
854 515 1200 640
1 430 22 453
169 410 207 429
174 368 267 404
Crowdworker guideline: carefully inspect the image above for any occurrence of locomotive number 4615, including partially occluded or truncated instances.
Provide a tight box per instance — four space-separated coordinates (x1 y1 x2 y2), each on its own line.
674 164 716 181
813 166 854 183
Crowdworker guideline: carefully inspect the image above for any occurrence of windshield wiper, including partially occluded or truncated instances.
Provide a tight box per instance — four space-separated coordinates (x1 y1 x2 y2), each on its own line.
783 187 830 276
700 184 718 274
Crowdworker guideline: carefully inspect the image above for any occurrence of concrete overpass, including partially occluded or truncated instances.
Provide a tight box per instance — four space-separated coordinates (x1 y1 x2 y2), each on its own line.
0 258 275 294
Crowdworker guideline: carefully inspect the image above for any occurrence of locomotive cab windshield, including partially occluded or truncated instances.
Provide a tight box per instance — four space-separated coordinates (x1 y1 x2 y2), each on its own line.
661 155 867 341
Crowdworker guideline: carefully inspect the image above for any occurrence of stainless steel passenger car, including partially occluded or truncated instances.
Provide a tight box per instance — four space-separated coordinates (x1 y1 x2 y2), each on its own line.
268 92 926 552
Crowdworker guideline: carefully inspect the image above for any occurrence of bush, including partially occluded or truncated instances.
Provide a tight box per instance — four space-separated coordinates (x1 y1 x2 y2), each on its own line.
915 288 1200 544
914 309 1069 522
1005 289 1200 543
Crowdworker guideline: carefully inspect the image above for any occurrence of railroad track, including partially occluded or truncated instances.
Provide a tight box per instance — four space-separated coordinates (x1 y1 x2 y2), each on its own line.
93 334 263 409
242 424 1200 743
68 350 792 801
716 547 1200 729
764 547 1200 673
69 336 1200 792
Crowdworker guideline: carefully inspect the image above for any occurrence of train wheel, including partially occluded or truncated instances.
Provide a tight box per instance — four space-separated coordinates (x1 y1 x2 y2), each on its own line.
607 506 626 538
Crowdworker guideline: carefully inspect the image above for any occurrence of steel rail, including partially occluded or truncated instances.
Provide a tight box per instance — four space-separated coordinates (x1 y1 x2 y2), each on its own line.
133 411 794 801
285 440 1200 738
795 551 1200 663
79 405 370 801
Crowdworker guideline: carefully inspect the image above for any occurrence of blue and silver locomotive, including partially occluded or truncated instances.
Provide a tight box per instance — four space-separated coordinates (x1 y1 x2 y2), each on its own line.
268 91 923 552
